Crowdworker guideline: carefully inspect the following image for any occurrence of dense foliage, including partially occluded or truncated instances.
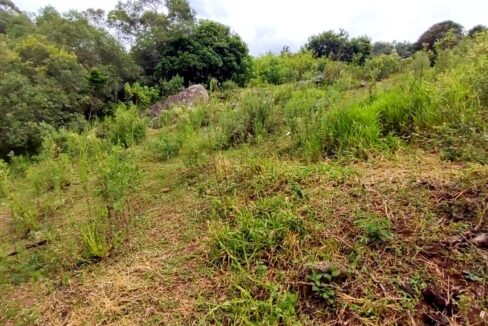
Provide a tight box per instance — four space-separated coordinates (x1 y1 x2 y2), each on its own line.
304 29 372 64
1 1 488 324
0 0 485 163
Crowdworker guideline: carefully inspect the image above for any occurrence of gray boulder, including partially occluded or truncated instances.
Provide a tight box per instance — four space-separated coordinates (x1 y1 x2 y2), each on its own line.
149 84 209 117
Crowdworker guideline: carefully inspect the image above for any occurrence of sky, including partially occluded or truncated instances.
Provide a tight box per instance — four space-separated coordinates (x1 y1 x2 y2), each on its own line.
13 0 488 55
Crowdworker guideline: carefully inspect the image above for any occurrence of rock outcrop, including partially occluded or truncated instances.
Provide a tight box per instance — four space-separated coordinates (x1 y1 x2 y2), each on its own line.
149 84 209 117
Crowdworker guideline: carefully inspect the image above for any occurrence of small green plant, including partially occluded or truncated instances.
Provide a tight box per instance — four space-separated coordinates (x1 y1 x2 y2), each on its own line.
206 282 299 325
355 213 392 244
308 269 341 304
95 146 141 214
9 194 39 237
25 155 71 195
0 159 9 198
81 223 111 259
160 75 184 98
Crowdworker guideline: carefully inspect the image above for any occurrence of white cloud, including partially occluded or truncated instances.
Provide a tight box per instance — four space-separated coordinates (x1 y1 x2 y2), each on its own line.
13 0 488 55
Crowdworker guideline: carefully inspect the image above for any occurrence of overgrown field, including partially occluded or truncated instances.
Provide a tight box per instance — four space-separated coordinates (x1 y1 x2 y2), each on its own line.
1 33 488 325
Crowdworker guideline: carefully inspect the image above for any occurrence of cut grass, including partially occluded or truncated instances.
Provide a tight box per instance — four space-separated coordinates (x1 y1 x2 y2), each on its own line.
1 139 487 325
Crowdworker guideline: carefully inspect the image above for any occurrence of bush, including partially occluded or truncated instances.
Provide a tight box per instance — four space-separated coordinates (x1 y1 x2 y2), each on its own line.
147 133 181 161
364 52 402 81
124 82 160 107
25 155 71 195
81 222 111 260
160 75 184 98
106 104 147 147
95 146 141 214
0 159 8 198
218 90 280 147
323 60 350 85
9 193 39 236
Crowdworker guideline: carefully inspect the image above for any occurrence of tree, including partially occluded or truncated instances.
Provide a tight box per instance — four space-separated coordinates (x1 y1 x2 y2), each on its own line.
107 0 194 46
154 20 251 86
372 42 394 56
349 36 372 64
304 29 371 64
0 35 88 157
0 0 20 13
414 20 464 52
468 25 487 37
305 29 349 60
394 41 414 58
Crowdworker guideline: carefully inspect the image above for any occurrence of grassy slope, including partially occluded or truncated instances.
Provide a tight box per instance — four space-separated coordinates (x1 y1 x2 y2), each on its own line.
1 139 487 325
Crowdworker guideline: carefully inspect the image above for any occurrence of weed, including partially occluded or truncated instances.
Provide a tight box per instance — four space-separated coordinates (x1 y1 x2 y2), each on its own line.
206 282 299 325
81 222 111 260
308 268 341 304
355 212 392 244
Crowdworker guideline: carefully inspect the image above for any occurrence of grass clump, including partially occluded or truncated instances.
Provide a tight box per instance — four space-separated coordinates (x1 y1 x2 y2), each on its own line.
218 90 280 148
206 282 300 325
209 196 305 266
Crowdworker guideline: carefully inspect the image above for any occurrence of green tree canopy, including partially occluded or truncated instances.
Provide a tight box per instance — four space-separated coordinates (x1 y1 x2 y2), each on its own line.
154 20 251 86
304 29 371 64
414 20 464 52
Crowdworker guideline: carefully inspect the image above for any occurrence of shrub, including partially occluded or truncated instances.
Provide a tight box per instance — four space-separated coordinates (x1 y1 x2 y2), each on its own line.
147 133 181 161
95 146 141 214
0 159 8 198
9 194 39 237
160 75 184 98
124 82 160 107
107 104 147 147
81 222 111 260
364 52 402 81
323 61 350 85
218 90 280 147
25 155 71 195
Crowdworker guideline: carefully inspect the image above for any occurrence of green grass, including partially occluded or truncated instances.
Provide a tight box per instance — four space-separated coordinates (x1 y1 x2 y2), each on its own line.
1 35 488 325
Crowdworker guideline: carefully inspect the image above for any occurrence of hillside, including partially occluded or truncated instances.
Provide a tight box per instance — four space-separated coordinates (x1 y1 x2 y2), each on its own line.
1 1 488 325
1 32 488 325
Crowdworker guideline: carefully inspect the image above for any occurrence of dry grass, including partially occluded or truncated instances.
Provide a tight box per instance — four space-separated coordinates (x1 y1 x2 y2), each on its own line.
1 146 487 325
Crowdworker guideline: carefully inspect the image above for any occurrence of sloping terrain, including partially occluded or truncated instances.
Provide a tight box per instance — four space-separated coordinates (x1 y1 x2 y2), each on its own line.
1 145 486 325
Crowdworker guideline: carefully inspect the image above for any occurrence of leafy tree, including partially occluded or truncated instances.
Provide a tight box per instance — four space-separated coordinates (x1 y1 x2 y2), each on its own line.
414 20 464 52
305 29 350 60
0 35 87 157
349 36 372 64
155 20 251 86
0 0 20 13
468 25 487 37
372 42 394 56
0 1 31 36
394 41 414 58
304 29 371 64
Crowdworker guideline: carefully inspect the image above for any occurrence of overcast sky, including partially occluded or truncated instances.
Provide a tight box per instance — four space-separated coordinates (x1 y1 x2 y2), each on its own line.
13 0 488 55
